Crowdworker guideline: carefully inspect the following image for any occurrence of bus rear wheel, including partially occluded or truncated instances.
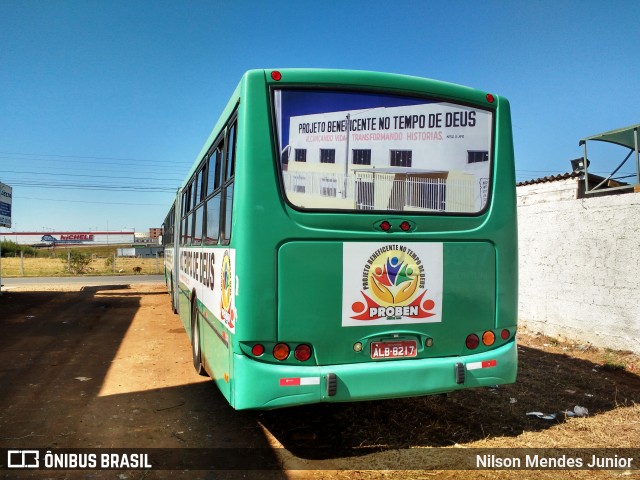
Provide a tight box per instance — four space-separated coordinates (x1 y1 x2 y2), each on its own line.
191 299 208 377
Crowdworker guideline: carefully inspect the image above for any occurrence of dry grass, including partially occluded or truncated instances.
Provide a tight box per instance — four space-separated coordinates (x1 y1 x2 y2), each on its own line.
0 256 162 276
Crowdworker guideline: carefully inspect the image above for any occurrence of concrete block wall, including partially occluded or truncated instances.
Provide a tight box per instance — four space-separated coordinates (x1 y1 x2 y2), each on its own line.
517 179 640 353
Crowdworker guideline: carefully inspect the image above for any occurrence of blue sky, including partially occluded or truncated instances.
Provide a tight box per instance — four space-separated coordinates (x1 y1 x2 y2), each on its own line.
1 0 638 232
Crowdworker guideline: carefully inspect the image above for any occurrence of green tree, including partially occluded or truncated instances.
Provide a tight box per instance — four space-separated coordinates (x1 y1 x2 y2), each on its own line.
61 250 92 274
1 240 38 257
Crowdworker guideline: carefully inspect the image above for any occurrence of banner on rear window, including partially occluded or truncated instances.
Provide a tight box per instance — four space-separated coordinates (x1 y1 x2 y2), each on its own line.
274 89 493 213
342 242 443 327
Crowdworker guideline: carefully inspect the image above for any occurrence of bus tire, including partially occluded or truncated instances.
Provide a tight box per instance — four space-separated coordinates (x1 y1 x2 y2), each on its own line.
191 299 208 377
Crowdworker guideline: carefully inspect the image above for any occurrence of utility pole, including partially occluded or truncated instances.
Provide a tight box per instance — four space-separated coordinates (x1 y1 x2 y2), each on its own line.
343 113 351 198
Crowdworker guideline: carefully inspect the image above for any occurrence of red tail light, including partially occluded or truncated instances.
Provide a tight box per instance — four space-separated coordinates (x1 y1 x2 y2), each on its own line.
251 344 265 356
400 221 411 231
380 221 391 231
501 329 511 340
271 71 282 81
466 334 479 350
294 344 312 361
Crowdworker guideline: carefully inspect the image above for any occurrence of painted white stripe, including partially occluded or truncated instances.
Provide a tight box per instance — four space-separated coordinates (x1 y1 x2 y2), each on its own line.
466 360 497 371
466 361 483 370
300 377 321 385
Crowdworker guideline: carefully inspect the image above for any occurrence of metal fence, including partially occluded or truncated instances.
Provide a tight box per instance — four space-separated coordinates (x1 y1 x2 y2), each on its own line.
282 171 475 212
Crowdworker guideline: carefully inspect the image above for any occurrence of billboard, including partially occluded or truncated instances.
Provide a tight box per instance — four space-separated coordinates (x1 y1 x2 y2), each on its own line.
0 231 135 246
0 183 11 228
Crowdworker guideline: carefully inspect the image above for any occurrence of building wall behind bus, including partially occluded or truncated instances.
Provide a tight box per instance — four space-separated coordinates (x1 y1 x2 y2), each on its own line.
517 178 640 353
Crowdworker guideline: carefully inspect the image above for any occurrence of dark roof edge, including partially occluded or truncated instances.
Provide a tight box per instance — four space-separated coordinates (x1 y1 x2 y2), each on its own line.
516 172 581 187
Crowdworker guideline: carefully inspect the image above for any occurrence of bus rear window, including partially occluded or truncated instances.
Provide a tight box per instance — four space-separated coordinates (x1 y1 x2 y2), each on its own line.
273 89 493 213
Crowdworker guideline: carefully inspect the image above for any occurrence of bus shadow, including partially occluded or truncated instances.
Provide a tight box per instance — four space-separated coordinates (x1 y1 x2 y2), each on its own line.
79 284 131 292
74 382 287 476
256 344 640 459
0 286 286 478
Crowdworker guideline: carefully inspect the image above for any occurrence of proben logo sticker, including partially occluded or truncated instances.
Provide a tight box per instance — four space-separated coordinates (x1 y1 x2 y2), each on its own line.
342 243 443 327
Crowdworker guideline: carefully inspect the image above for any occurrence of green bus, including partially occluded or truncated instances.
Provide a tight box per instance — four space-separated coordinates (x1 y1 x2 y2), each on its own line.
162 69 518 410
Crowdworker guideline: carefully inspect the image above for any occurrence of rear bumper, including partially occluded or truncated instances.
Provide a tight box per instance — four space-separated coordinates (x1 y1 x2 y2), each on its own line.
232 340 517 410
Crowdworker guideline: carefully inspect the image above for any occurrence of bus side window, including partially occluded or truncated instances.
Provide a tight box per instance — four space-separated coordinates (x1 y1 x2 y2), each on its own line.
206 142 223 196
226 123 236 179
193 169 201 208
223 183 233 242
193 205 204 245
215 144 224 189
192 161 206 245
205 194 221 244
181 186 189 244
204 139 224 245
182 215 189 244
199 163 207 204
221 119 237 244
182 185 191 216
163 204 175 247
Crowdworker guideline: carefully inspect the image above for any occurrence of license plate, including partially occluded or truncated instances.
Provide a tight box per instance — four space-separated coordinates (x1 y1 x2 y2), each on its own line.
370 340 418 359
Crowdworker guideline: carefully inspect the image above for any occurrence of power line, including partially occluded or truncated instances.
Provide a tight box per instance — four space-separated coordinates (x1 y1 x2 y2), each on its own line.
17 195 168 206
2 169 182 183
0 151 192 165
0 156 193 174
8 181 176 193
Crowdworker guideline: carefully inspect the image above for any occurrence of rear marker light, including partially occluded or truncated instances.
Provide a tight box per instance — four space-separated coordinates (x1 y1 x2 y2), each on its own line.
271 71 282 81
252 344 265 356
273 343 290 361
486 93 495 103
466 334 479 350
294 344 312 362
380 221 391 232
501 329 511 340
482 330 496 346
400 221 411 232
467 359 497 370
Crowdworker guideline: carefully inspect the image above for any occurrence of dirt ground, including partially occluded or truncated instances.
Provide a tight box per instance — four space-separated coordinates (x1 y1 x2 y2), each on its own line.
0 282 639 479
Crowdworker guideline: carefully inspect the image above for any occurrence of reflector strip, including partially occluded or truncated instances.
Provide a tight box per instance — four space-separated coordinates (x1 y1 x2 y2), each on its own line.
279 377 320 387
466 360 497 371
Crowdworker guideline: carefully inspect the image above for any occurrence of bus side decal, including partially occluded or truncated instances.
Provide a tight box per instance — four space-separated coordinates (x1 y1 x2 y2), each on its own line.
178 247 237 334
220 250 237 332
